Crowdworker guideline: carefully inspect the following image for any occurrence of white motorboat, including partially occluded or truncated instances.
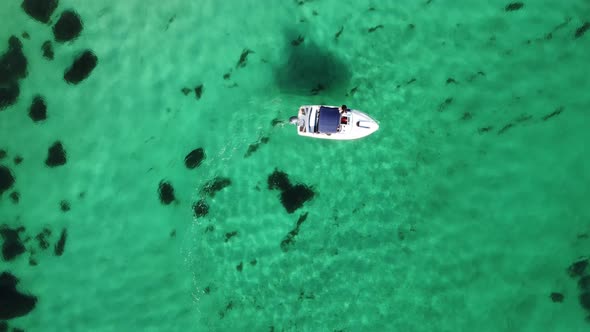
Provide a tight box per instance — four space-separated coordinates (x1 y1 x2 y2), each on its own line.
289 105 379 140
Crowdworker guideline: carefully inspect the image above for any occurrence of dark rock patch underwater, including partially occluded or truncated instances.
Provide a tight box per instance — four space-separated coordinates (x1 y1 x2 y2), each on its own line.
267 169 314 213
0 37 28 111
0 271 37 320
21 0 59 24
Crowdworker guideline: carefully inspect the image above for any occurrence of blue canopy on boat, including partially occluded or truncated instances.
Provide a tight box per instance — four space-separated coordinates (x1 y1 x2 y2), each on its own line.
318 106 340 133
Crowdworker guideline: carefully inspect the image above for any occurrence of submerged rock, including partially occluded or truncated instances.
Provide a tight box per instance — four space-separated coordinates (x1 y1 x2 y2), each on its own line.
0 166 15 196
0 36 28 110
9 191 20 204
244 136 270 158
194 84 203 100
54 228 67 256
0 37 27 85
21 0 59 23
579 275 590 291
568 259 589 278
550 292 564 303
268 169 291 191
505 2 524 11
29 95 47 122
192 199 209 218
280 212 309 252
158 181 175 205
53 10 83 42
0 225 26 261
581 292 590 311
280 184 314 214
575 22 590 39
0 271 38 319
42 40 54 60
236 48 254 68
35 228 51 250
184 148 205 169
200 177 231 197
267 169 315 213
60 200 70 212
45 141 66 167
0 83 20 110
64 50 98 84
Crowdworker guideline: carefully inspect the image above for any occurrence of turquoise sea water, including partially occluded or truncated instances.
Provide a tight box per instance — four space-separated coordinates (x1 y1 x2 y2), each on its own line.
1 0 589 331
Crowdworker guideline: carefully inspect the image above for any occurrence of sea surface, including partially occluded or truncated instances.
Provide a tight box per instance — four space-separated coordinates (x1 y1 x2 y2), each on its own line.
1 0 589 331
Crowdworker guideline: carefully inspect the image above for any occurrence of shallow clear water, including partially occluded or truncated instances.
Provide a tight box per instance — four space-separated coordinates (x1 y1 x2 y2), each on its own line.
1 0 589 331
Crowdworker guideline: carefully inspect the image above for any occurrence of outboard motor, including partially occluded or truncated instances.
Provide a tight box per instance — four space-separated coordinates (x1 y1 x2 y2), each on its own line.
289 116 299 125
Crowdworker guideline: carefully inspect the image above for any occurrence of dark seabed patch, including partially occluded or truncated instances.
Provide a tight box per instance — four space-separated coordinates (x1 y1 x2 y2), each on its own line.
0 225 26 261
280 212 309 252
14 156 23 165
200 177 231 197
192 199 209 218
542 107 563 121
158 180 176 205
194 84 203 100
244 136 269 158
21 0 59 24
0 166 15 196
446 77 458 84
334 26 344 40
581 292 590 310
0 272 37 319
281 185 315 214
54 228 67 256
271 118 285 127
224 231 238 242
575 22 590 38
268 169 314 213
550 292 564 303
567 258 590 320
53 10 83 42
567 259 588 277
9 191 20 204
368 24 384 33
29 95 47 122
35 228 51 250
505 2 524 11
478 126 493 134
291 35 304 46
273 36 350 95
438 97 453 112
64 50 98 84
236 48 254 68
45 141 66 167
497 123 514 135
42 40 54 60
0 37 28 110
184 148 205 169
268 169 291 191
60 200 70 212
0 83 20 110
579 275 590 291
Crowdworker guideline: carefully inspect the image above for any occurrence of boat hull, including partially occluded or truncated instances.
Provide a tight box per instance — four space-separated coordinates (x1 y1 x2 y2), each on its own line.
294 105 379 140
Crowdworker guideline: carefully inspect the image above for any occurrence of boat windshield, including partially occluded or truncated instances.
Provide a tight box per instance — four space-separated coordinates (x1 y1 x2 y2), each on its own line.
317 106 340 133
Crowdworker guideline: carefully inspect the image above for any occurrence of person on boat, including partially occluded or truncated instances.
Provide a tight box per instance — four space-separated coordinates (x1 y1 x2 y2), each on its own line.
339 105 348 114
